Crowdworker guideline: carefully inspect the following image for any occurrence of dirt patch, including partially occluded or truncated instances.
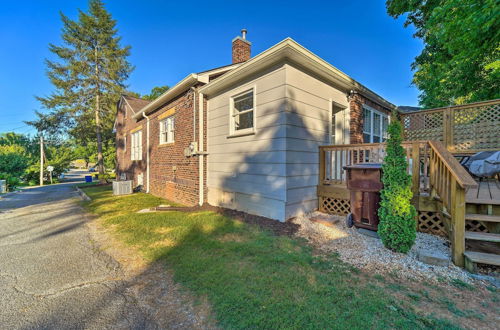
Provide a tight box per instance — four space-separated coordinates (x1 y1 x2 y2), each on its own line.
84 210 217 329
375 273 500 329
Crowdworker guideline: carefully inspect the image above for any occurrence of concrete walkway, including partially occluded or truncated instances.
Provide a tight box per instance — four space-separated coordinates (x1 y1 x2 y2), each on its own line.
0 171 209 329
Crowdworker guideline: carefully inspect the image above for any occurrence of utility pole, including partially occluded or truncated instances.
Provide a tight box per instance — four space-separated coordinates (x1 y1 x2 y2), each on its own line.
39 135 44 186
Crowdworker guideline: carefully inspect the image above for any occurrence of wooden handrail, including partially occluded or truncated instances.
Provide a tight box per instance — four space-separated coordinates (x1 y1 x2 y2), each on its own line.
427 141 478 189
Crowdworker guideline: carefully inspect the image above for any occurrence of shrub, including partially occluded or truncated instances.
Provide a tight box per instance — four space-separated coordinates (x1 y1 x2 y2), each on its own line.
378 115 417 253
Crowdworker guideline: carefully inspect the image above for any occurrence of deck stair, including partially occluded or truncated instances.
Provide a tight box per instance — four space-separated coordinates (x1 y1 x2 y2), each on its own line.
464 251 500 273
462 188 500 272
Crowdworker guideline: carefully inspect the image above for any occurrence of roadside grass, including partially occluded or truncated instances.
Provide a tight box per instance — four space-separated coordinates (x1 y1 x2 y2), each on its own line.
82 186 457 329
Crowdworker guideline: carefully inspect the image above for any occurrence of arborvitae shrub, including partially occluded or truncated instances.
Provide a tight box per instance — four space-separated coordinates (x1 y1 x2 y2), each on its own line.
378 115 417 253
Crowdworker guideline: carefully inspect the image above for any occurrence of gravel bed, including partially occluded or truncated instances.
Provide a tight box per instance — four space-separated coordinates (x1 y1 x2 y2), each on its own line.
292 211 472 283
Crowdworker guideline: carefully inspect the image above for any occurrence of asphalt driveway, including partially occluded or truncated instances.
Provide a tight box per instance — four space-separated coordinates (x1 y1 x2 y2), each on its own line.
0 172 159 329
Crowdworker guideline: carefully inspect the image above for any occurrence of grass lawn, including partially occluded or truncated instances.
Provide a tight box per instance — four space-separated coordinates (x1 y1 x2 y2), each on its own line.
82 186 458 329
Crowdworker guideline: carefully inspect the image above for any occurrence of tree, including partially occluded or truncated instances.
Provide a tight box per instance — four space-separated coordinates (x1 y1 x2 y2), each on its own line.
387 0 499 107
142 85 169 100
377 114 417 253
37 0 133 176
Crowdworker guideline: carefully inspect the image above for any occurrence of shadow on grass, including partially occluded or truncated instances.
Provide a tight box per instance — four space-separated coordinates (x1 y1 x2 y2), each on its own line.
75 186 459 329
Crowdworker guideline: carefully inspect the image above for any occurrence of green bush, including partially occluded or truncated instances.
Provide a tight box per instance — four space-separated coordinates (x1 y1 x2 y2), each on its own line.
378 115 417 253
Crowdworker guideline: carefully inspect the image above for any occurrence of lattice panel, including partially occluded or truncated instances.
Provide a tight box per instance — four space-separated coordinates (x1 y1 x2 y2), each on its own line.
402 111 444 142
453 102 500 151
417 211 447 236
465 220 489 233
320 197 350 215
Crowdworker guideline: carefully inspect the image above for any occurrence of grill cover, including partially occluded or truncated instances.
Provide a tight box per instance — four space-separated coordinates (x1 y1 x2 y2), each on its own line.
464 151 500 177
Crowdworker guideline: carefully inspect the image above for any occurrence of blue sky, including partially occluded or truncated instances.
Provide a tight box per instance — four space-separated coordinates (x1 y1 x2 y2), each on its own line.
0 0 422 135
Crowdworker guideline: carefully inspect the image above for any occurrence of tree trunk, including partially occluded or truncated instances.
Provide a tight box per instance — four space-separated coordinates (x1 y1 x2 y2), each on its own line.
94 45 105 180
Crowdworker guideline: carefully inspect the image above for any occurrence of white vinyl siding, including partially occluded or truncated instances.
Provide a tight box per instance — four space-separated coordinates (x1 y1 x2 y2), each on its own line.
159 116 175 144
131 130 142 160
363 106 389 143
230 89 255 135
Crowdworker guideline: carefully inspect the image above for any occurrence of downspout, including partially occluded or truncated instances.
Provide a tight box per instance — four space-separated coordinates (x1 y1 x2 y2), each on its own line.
190 87 196 142
198 92 205 206
142 112 150 193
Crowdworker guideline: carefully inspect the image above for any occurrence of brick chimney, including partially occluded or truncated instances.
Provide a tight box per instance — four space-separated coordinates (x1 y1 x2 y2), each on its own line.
232 29 251 64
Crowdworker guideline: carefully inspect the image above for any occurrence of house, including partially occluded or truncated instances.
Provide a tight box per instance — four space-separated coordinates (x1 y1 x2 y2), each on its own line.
115 30 395 221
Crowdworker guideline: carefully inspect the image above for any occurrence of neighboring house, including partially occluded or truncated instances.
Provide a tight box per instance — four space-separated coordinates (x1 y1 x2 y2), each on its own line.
115 30 394 221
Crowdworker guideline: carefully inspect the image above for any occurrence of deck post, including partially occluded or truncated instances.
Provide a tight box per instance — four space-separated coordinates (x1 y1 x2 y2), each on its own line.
411 142 420 205
450 177 466 267
318 147 326 211
443 108 453 150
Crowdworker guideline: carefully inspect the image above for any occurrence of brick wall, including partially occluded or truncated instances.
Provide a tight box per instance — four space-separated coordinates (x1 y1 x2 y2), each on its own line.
349 92 392 144
116 89 206 206
115 101 147 187
232 38 251 64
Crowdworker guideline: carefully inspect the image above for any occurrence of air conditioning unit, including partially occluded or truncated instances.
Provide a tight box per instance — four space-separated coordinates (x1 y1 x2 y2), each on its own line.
113 180 132 195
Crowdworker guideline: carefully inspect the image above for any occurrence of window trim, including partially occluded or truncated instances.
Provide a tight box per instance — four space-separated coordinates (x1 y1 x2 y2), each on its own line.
329 100 348 144
228 87 256 137
362 105 389 143
159 115 175 145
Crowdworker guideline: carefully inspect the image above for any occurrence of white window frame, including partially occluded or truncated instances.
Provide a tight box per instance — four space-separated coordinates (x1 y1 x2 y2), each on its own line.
159 116 175 144
131 130 142 161
229 88 256 137
362 105 389 143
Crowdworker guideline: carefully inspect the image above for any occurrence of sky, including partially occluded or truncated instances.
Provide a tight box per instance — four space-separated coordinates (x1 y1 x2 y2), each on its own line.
0 0 422 135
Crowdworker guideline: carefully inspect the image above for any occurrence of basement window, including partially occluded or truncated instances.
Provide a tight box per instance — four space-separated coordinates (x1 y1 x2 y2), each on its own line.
230 89 255 136
160 116 175 144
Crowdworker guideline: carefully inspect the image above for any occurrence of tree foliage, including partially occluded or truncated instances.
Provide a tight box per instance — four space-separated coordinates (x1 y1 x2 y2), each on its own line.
378 115 417 253
387 0 500 107
142 85 170 101
37 0 132 174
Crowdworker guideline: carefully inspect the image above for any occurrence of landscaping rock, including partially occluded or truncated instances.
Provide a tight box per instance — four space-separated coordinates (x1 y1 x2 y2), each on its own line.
137 208 156 213
292 211 471 283
417 249 449 266
357 228 380 239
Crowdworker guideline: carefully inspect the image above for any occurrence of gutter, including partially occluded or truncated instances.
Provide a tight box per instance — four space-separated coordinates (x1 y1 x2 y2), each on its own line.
142 112 150 193
133 73 208 120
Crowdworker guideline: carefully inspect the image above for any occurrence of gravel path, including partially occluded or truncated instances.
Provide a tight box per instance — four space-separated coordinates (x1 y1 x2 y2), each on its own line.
292 212 472 283
0 171 212 329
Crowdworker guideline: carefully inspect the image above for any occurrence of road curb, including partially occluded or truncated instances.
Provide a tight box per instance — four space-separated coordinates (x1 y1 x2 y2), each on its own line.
75 186 91 201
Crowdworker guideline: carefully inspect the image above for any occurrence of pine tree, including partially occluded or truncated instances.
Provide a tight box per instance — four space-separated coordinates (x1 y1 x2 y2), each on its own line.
377 114 417 253
37 0 133 175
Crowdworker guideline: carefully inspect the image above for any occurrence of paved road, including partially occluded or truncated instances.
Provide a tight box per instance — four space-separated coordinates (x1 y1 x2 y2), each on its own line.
0 171 158 329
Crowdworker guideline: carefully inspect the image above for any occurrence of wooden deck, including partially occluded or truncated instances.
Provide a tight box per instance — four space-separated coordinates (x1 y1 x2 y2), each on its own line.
466 180 500 205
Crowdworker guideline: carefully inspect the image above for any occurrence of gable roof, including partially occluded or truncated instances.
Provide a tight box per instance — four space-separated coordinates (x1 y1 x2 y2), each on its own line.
199 38 395 110
122 95 151 113
132 63 242 120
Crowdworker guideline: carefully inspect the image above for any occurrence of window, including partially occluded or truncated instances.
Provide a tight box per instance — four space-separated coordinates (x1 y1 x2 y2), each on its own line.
131 130 142 160
160 116 175 144
363 106 389 143
230 89 255 135
124 135 127 152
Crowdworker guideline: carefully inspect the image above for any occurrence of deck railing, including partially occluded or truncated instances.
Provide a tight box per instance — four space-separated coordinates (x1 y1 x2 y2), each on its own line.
318 140 478 267
427 141 478 266
319 141 428 197
401 99 500 153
